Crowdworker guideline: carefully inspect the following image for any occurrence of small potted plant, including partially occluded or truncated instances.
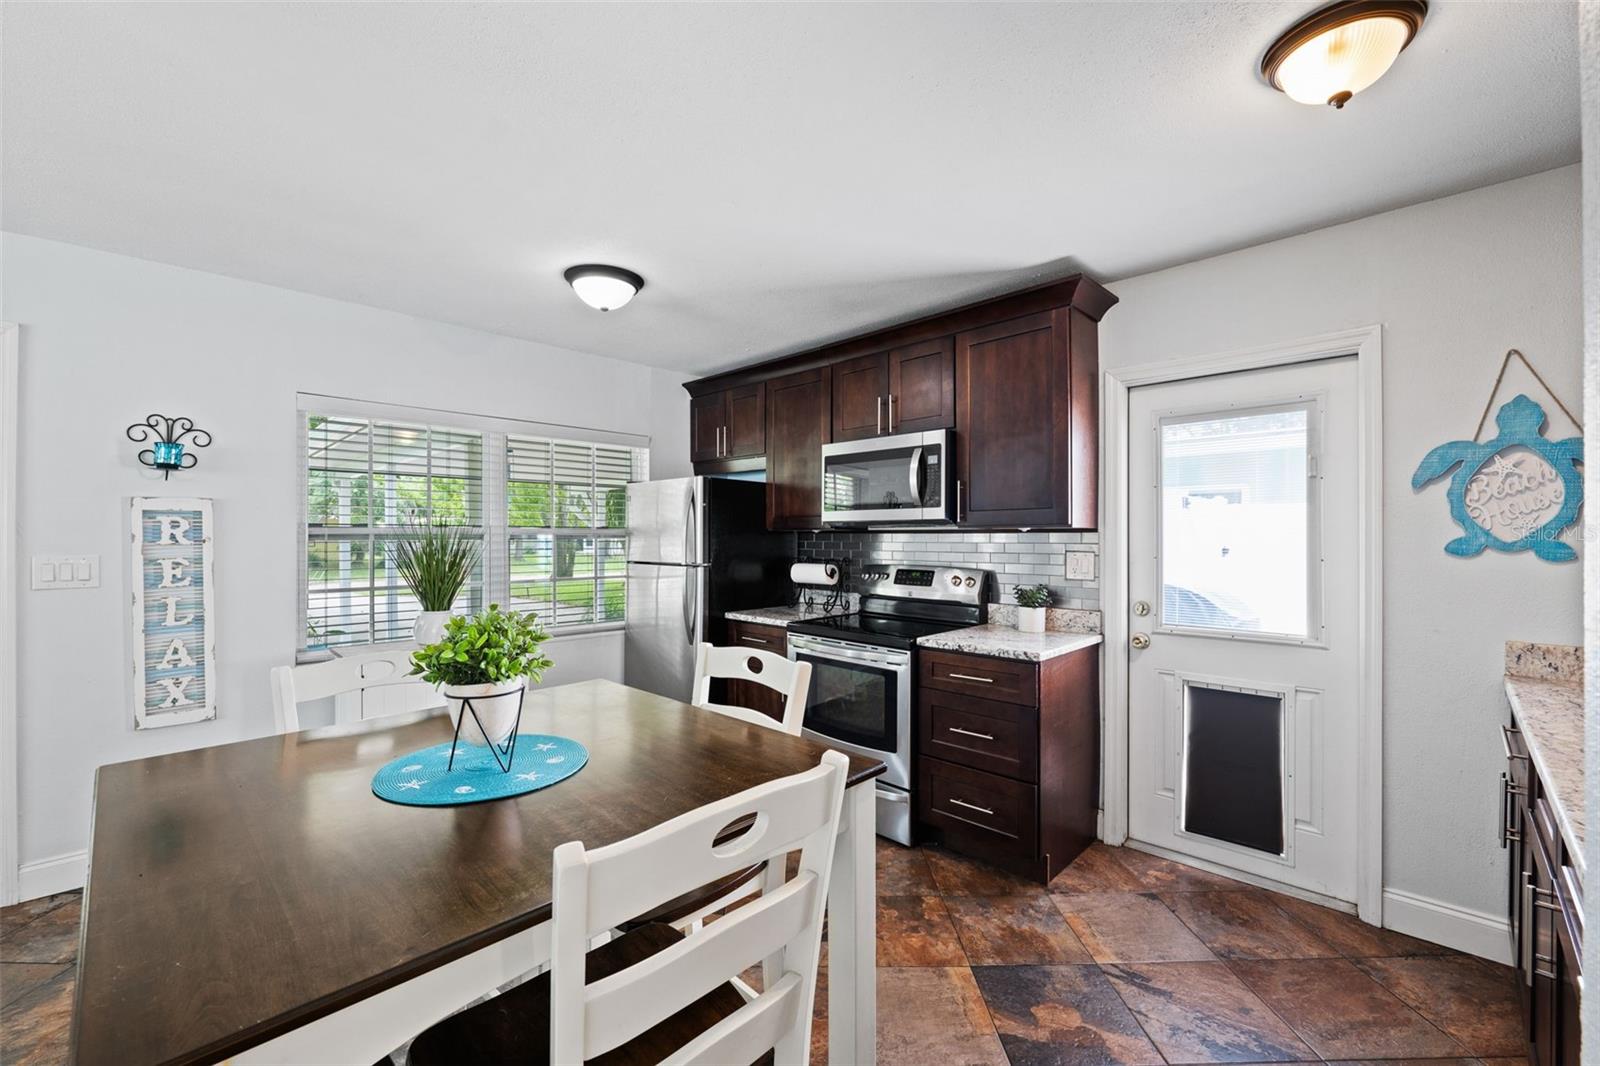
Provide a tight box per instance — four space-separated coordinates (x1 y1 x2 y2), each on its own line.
1012 584 1051 634
391 513 480 645
410 604 554 751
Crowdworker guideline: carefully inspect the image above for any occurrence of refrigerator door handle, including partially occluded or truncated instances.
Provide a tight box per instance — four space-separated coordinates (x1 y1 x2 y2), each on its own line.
684 481 698 566
682 570 699 647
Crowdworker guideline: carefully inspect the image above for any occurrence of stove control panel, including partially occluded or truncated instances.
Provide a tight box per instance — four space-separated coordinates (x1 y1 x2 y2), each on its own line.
857 563 988 605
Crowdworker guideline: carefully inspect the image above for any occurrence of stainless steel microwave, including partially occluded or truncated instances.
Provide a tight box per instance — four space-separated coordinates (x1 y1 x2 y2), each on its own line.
820 429 952 525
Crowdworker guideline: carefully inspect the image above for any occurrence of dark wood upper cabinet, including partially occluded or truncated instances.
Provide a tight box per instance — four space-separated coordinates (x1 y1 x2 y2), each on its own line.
723 383 766 459
686 274 1115 529
765 367 831 529
888 337 954 433
689 392 726 463
690 383 766 464
830 352 890 442
955 307 1097 529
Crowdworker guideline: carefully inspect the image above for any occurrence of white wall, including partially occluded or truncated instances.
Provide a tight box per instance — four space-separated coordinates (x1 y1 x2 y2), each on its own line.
1101 165 1583 930
1578 0 1599 1029
1 233 675 889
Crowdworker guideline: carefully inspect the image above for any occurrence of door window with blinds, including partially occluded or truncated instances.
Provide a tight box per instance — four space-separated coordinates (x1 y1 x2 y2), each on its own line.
303 410 644 650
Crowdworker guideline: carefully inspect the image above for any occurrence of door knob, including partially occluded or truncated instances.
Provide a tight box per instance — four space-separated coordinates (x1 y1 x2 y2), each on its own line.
1131 632 1151 650
1133 600 1150 617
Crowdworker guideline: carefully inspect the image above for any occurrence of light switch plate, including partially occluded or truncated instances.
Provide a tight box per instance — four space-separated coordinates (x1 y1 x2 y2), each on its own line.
1064 550 1096 581
31 554 101 589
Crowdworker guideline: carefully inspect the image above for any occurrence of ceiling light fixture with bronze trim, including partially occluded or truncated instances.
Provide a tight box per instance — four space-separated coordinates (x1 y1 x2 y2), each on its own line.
1261 0 1428 109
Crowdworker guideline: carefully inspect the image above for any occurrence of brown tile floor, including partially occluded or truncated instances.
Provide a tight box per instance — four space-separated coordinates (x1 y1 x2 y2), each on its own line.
0 843 1523 1066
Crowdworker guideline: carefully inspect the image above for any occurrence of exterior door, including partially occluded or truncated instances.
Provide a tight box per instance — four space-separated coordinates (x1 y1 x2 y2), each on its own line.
1127 357 1359 902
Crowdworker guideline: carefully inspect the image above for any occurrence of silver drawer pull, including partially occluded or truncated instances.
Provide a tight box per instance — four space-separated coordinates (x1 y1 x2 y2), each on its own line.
1502 724 1530 763
948 726 996 741
949 798 995 816
948 672 993 684
741 637 769 645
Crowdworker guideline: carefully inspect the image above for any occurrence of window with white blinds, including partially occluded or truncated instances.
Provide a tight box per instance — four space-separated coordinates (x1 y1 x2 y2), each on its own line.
303 411 645 650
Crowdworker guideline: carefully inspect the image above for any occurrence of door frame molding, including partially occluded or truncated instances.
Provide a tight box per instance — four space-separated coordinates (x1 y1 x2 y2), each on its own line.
1101 324 1384 923
1 322 19 905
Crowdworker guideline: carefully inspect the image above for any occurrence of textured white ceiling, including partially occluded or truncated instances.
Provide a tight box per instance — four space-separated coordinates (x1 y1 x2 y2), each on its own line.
1 2 1580 375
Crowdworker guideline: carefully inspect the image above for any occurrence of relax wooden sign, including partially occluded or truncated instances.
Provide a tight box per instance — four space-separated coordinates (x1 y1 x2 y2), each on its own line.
130 497 216 728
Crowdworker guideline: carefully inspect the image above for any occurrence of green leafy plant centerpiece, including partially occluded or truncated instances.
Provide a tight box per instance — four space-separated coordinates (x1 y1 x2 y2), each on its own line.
1012 584 1052 634
411 604 554 751
391 512 481 645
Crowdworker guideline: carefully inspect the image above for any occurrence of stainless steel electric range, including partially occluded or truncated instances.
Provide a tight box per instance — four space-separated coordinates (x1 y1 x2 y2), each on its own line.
787 564 988 844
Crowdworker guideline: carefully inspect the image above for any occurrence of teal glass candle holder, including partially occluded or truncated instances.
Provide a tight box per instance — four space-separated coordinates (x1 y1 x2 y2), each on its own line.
153 441 185 469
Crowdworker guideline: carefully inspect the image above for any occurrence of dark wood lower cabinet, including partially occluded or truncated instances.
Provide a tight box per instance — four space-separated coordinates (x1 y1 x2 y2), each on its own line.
1504 718 1582 1063
916 645 1097 882
719 620 789 724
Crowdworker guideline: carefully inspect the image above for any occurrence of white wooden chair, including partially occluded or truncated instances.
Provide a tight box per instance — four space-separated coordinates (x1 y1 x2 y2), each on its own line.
405 749 849 1066
691 642 812 735
268 648 434 734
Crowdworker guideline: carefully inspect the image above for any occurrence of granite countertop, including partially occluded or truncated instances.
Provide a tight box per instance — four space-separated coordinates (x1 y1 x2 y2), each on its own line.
916 625 1102 662
723 596 856 628
1503 641 1584 868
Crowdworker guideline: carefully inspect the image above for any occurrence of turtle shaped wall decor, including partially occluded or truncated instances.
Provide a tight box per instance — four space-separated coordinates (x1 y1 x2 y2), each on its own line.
1411 393 1583 562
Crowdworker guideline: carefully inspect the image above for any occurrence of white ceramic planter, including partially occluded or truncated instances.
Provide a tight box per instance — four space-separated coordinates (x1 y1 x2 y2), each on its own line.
443 678 526 748
413 610 451 646
1016 606 1046 634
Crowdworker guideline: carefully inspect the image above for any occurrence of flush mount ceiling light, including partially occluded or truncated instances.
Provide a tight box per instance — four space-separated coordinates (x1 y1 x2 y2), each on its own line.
563 264 644 312
1261 0 1427 109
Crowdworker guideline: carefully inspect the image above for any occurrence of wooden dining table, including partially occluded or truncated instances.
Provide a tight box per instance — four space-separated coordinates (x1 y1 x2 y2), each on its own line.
69 679 885 1065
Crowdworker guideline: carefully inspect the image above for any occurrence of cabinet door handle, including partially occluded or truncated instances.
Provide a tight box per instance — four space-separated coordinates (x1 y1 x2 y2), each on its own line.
877 396 884 435
1502 724 1529 763
948 672 993 684
888 393 896 433
956 479 964 522
948 726 995 741
1501 773 1522 847
949 798 994 816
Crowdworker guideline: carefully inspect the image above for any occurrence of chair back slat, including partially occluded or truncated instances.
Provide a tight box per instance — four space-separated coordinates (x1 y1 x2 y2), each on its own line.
691 643 811 735
661 973 803 1066
582 762 836 934
269 648 428 733
583 875 816 1054
549 749 848 1065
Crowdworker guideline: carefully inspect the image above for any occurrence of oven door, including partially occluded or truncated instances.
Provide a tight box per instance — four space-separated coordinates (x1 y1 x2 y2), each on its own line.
821 430 951 525
788 633 911 790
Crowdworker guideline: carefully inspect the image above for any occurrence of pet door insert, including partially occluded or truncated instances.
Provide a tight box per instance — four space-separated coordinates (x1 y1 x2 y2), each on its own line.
1182 683 1285 856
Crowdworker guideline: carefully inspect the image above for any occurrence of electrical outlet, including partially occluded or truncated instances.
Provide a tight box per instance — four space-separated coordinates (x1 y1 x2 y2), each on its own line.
1064 551 1096 581
31 554 101 589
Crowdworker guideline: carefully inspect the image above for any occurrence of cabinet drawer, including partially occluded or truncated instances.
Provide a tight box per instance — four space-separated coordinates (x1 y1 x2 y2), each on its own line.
729 622 786 654
918 756 1038 857
919 688 1038 782
921 650 1038 706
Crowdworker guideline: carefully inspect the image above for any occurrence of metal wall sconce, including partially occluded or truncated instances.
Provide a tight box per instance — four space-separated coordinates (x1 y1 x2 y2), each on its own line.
127 414 212 479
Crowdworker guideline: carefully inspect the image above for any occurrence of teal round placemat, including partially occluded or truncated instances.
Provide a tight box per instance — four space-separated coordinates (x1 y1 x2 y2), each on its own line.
371 735 588 807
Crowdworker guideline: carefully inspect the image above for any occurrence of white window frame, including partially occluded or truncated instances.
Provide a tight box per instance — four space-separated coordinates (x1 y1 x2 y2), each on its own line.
296 395 648 652
1152 396 1328 649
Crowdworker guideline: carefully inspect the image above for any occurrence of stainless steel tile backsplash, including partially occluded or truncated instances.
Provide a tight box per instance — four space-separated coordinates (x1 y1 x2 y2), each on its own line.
795 530 1101 611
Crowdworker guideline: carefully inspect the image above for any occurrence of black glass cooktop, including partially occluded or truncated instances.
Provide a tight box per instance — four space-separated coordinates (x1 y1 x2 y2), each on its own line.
787 612 973 651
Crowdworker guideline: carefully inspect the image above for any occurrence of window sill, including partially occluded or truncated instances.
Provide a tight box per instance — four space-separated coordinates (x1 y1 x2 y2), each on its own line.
299 623 625 663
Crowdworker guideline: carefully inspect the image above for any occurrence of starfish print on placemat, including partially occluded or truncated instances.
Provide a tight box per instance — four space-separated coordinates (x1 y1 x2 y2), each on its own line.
397 779 426 791
533 742 557 751
516 771 542 782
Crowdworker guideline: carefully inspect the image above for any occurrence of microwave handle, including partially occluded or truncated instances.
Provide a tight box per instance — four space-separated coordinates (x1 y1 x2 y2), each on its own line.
908 446 924 504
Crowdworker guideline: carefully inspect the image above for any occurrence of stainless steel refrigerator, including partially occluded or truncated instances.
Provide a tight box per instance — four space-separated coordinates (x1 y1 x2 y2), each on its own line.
624 477 795 702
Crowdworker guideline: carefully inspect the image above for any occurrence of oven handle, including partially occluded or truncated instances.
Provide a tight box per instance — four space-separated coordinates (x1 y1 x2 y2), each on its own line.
875 786 910 804
791 640 909 669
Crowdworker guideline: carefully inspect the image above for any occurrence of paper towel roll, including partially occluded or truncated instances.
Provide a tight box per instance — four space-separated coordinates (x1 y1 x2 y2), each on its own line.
790 562 839 587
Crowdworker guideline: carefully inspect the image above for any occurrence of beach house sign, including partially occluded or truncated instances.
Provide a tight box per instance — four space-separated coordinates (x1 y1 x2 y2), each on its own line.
130 497 216 728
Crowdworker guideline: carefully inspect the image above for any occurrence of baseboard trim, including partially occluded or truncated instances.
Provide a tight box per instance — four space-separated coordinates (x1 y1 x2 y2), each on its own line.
1382 886 1511 965
18 850 86 901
